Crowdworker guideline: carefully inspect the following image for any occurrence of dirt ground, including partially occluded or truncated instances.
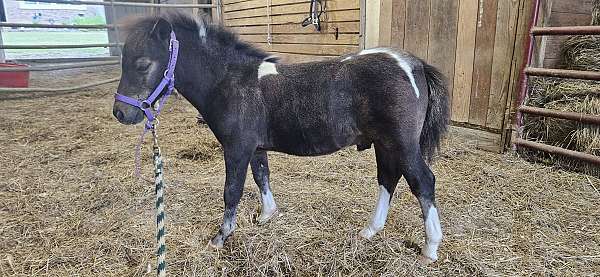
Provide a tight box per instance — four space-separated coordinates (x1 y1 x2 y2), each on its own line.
0 66 599 276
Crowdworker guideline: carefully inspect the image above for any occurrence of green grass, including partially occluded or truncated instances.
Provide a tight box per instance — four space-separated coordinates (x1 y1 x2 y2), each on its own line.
2 31 111 59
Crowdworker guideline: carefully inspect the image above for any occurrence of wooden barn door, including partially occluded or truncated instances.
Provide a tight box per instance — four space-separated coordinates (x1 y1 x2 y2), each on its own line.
381 0 530 151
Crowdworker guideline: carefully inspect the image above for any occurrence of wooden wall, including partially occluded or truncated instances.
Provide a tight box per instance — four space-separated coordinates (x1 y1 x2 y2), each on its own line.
221 0 361 63
541 0 594 68
374 0 534 151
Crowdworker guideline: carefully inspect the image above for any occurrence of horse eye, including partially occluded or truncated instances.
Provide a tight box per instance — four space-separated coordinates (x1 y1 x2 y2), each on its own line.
135 59 151 72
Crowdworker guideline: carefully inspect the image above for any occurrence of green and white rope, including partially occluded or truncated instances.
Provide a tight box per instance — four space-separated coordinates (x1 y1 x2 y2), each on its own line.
151 128 167 277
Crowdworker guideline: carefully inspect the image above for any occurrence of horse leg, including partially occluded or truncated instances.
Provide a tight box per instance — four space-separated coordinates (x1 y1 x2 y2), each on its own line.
398 145 442 264
359 145 401 239
250 151 278 224
209 147 253 248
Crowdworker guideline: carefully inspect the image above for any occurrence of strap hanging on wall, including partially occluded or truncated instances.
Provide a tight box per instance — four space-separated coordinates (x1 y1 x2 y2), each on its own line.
301 0 324 32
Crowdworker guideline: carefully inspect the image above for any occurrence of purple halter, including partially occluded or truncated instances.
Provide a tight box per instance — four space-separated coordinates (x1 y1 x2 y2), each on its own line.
114 31 179 130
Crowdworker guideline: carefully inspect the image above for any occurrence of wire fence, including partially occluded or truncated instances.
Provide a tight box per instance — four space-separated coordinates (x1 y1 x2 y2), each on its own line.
0 0 219 93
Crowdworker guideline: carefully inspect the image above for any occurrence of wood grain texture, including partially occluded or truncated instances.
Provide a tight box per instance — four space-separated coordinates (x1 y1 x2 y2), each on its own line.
378 0 393 46
228 21 360 34
403 0 430 59
468 0 499 126
427 0 459 108
486 0 520 129
390 0 406 49
223 0 359 20
254 43 358 55
239 33 359 45
452 0 479 122
225 10 359 26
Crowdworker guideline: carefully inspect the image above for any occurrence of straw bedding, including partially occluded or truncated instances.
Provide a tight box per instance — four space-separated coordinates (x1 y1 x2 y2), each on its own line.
0 66 599 276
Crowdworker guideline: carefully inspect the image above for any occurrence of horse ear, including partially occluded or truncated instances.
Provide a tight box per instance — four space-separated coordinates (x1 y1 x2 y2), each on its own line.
150 18 172 43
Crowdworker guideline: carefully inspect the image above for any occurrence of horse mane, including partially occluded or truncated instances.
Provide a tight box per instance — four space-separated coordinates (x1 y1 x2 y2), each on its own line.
119 11 272 63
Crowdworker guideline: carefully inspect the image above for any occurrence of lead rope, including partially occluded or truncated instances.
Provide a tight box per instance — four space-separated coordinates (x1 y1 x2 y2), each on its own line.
151 124 167 277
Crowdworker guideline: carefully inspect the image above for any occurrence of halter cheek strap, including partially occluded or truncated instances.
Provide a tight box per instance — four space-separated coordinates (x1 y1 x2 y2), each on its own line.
114 31 179 130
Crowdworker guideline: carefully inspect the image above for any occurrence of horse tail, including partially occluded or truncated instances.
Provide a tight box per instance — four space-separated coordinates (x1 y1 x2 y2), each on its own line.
419 61 450 162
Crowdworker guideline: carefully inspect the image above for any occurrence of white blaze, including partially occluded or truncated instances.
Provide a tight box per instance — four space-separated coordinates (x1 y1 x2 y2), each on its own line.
344 48 420 98
422 205 442 261
258 61 279 79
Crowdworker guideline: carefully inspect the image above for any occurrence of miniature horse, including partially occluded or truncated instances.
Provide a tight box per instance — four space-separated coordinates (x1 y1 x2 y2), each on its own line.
112 12 450 263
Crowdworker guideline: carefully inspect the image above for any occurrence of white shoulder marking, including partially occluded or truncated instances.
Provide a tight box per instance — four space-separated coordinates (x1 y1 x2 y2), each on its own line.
341 56 353 62
357 48 420 98
258 61 279 79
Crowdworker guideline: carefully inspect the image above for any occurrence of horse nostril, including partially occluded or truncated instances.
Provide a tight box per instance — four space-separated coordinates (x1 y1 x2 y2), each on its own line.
116 110 125 121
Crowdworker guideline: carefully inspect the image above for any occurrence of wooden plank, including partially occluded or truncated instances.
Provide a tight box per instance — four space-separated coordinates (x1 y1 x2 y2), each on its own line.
223 0 307 12
254 43 358 55
468 0 499 126
486 0 520 129
364 0 381 48
403 0 430 59
451 0 479 123
390 0 406 49
225 9 359 26
449 125 502 153
228 21 360 34
223 0 359 20
552 0 593 14
427 0 459 108
503 0 532 148
271 52 333 63
239 33 359 45
378 0 393 46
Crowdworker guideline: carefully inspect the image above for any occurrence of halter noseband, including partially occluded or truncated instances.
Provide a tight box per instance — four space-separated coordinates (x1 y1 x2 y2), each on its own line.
114 31 179 130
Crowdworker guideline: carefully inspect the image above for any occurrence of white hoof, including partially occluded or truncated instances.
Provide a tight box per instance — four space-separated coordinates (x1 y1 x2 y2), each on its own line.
257 207 278 225
359 226 378 240
417 254 436 265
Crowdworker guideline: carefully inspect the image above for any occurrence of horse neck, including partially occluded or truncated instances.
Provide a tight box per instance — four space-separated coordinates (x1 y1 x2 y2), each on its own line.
173 29 263 112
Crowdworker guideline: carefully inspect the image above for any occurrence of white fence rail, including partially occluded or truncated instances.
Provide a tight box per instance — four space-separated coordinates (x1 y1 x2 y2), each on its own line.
1 0 220 93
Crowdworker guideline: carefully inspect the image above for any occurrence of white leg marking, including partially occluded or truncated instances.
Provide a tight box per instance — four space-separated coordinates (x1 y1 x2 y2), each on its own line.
359 186 391 239
258 186 278 224
355 48 420 98
258 61 279 79
422 205 442 261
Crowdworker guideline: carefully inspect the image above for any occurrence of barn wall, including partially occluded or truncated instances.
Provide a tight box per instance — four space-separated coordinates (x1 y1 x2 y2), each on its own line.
541 0 594 68
221 0 361 63
372 0 534 152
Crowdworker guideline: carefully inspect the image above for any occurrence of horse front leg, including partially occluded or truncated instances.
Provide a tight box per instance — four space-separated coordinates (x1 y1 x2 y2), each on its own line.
250 151 278 225
209 146 254 248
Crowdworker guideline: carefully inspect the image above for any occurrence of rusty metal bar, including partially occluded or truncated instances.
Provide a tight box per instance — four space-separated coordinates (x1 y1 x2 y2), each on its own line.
531 25 600 36
524 67 600 81
514 138 600 165
0 43 122 49
519 106 600 125
17 0 216 8
0 22 114 29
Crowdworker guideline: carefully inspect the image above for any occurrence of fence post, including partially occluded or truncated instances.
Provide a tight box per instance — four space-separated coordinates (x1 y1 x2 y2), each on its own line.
0 27 5 63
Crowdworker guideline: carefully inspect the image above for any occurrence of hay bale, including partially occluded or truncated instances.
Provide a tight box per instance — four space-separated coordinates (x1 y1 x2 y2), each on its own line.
523 78 600 174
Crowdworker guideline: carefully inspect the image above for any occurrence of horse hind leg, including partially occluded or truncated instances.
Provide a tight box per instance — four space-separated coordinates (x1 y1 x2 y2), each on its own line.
250 151 278 225
359 144 401 239
398 145 443 264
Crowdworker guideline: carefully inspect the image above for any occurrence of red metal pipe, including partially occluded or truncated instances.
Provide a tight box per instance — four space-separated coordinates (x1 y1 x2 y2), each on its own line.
531 25 600 36
514 138 600 166
519 106 600 125
525 67 600 81
515 0 542 139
